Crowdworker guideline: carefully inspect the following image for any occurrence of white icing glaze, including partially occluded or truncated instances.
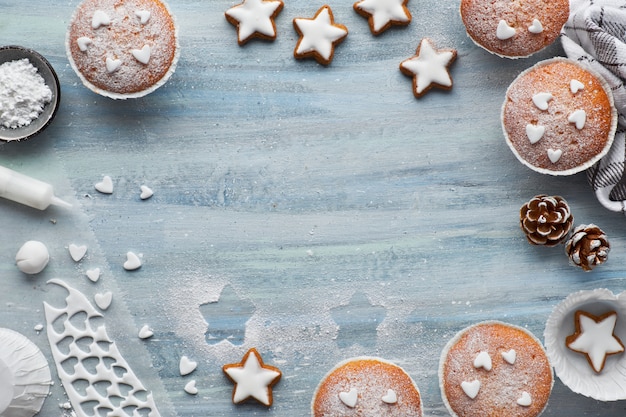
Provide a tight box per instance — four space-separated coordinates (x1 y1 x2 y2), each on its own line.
225 0 283 42
548 148 563 163
140 184 154 200
339 387 358 407
294 6 348 61
567 311 625 373
184 380 198 395
76 36 92 52
568 109 587 130
131 44 152 65
95 175 114 193
68 243 87 262
15 240 49 275
105 57 121 74
223 349 281 406
517 391 532 406
461 379 480 399
501 349 517 365
526 124 545 144
381 388 397 404
400 38 455 95
43 279 161 417
473 351 492 371
180 356 197 376
532 92 552 111
570 79 585 94
86 267 101 282
135 9 151 25
94 291 113 310
91 10 111 29
123 251 142 271
528 19 543 34
496 20 516 40
354 0 410 33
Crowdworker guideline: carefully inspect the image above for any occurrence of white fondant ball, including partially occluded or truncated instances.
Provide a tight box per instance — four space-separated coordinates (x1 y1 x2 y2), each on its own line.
15 240 50 275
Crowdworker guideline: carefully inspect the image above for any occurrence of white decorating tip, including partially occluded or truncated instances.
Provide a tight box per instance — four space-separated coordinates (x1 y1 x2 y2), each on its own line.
95 175 114 194
15 240 49 275
140 185 154 200
86 268 101 282
94 291 113 310
51 196 73 209
179 356 197 376
123 251 142 271
138 325 154 339
184 380 198 395
0 328 52 416
68 243 87 262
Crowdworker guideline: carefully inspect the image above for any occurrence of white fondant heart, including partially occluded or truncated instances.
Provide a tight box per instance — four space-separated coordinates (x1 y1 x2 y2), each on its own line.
138 324 154 339
123 251 142 271
502 349 517 365
473 351 492 371
382 388 397 404
135 9 151 25
496 20 516 40
548 148 563 163
86 268 101 282
517 391 532 407
179 356 197 376
95 175 114 193
69 244 87 262
568 109 587 130
532 92 552 111
92 10 111 29
140 185 154 200
570 79 585 94
461 380 481 399
77 36 92 52
528 18 543 34
131 45 151 65
184 380 198 395
105 57 122 74
339 387 358 408
94 291 113 310
526 124 545 144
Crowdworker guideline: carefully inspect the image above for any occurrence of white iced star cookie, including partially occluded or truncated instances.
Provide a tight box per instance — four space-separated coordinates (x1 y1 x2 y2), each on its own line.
223 348 282 406
225 0 284 45
293 5 348 65
399 38 457 98
566 310 625 373
353 0 411 35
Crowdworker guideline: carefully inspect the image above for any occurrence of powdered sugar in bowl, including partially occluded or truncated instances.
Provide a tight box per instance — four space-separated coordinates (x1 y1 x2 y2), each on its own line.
0 45 60 142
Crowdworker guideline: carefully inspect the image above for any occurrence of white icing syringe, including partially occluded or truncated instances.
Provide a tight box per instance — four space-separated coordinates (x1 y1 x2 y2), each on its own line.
0 164 71 210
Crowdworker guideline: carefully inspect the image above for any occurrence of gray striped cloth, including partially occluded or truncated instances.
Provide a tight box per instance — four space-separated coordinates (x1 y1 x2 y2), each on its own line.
561 0 626 212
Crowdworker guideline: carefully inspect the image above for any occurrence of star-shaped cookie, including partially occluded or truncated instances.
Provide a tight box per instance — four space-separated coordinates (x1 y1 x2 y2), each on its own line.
353 0 411 35
566 310 625 373
399 38 457 98
293 5 348 65
223 348 282 406
225 0 284 45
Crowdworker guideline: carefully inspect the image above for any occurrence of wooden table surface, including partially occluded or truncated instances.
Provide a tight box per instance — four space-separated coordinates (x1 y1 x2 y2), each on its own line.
2 1 626 416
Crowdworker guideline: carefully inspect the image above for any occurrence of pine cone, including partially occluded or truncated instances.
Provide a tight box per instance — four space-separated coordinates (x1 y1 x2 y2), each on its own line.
520 195 573 246
565 224 610 271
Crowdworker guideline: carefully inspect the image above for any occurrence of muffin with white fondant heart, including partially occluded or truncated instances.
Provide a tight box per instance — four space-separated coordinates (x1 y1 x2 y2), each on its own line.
66 0 180 99
502 58 617 175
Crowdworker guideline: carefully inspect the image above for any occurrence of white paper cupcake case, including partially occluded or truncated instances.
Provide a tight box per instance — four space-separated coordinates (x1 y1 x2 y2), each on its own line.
544 288 626 401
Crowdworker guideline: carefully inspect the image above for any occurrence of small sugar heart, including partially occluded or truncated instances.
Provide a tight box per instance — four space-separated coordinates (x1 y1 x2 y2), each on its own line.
95 175 114 194
381 389 397 404
95 291 113 310
461 380 481 399
517 391 532 407
528 18 543 34
496 20 516 40
105 57 122 74
92 9 111 29
532 92 552 111
526 124 545 144
123 251 142 271
184 380 198 395
547 148 562 163
135 9 151 24
570 79 585 94
180 356 197 376
568 109 586 130
502 349 517 365
86 268 101 282
77 36 92 52
473 351 492 371
131 44 151 65
339 387 358 408
140 185 154 200
69 244 87 262
138 325 154 339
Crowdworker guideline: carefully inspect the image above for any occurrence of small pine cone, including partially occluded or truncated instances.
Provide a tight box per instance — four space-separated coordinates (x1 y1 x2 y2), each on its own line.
565 224 610 271
520 195 574 246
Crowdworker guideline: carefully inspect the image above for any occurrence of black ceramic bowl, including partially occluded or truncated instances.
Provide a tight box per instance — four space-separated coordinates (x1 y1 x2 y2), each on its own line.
0 45 60 142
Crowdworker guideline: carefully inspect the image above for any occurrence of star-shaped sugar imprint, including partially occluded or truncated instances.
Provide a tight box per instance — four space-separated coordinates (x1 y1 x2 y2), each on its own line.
353 0 411 35
223 348 282 406
400 38 457 98
566 310 625 373
225 0 284 45
293 6 348 65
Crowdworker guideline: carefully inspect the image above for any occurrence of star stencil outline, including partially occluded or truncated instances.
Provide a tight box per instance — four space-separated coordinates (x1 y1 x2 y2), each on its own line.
225 0 284 45
293 5 348 65
353 0 411 35
223 348 282 406
399 38 457 98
